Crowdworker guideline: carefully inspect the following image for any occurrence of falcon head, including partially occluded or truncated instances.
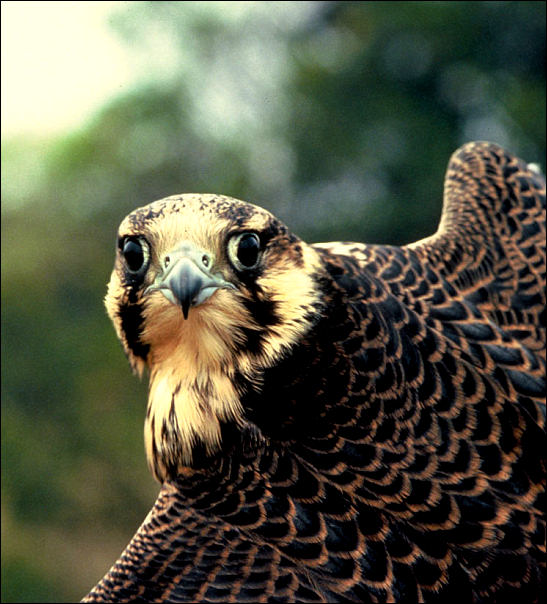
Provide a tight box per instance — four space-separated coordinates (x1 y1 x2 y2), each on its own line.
105 194 324 480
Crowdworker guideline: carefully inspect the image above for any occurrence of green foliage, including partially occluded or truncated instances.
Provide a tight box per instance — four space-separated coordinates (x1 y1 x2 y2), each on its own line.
2 2 545 601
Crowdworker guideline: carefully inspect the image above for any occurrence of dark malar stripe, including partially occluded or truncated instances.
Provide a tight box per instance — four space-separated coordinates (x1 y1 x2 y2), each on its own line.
118 300 150 361
242 294 280 328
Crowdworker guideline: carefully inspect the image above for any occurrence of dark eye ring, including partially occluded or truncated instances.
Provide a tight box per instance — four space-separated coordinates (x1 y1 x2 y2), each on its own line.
121 236 150 275
228 232 261 271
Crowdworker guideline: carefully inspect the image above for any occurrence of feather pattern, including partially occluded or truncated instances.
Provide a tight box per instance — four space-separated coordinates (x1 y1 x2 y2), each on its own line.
84 142 545 602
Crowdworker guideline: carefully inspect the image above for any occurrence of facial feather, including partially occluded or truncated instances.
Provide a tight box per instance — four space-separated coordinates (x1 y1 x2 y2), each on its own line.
105 194 324 480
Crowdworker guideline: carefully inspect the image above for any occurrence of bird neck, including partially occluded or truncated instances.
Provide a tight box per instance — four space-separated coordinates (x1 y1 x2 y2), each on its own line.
143 303 252 481
143 246 329 482
240 275 350 444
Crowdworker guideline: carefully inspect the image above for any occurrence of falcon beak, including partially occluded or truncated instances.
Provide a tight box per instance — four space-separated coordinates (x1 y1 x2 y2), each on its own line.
146 242 235 319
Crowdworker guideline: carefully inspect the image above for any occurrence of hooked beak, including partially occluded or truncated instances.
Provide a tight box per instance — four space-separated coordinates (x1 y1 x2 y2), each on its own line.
146 242 235 319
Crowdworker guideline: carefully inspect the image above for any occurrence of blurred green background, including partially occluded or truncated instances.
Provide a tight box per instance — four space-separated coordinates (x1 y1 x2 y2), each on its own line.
1 2 545 602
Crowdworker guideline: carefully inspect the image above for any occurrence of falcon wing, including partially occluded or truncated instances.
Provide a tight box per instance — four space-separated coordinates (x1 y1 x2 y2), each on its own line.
412 141 546 358
300 142 546 600
82 477 328 603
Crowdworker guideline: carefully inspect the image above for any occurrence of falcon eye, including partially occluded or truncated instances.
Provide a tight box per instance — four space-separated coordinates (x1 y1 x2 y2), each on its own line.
228 232 262 271
122 237 150 275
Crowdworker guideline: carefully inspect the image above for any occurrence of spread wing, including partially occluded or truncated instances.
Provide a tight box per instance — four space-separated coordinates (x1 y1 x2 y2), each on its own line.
303 141 546 600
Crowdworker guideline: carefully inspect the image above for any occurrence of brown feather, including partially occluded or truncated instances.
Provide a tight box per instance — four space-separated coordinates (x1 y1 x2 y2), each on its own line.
85 142 545 603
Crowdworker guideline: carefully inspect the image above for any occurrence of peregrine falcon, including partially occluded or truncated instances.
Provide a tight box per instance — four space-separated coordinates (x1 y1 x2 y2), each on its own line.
83 142 545 602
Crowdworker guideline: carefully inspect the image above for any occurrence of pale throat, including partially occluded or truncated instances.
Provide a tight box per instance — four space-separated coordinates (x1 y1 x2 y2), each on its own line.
141 252 323 481
142 303 252 481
